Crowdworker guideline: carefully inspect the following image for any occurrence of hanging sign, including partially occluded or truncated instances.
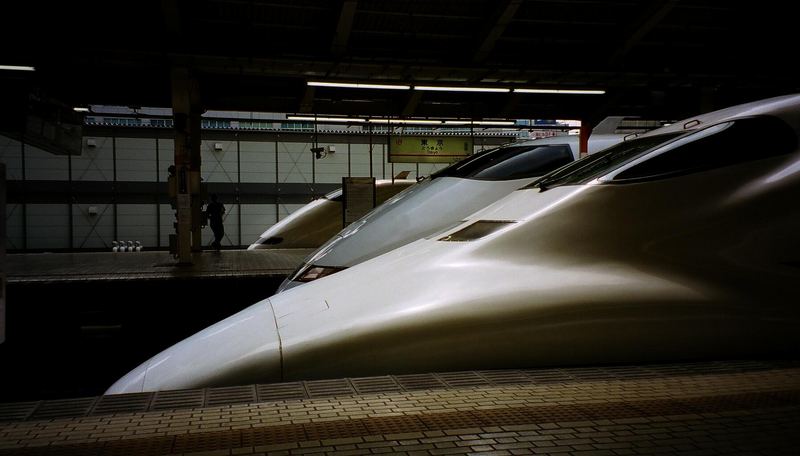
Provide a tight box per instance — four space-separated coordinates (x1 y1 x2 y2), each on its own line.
389 136 472 163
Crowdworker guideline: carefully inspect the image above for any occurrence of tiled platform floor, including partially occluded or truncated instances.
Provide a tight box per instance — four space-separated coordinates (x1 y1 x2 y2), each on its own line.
6 249 313 283
1 360 799 455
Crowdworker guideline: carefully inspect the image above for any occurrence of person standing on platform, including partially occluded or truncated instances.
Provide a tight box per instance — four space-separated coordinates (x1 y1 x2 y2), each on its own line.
205 194 225 251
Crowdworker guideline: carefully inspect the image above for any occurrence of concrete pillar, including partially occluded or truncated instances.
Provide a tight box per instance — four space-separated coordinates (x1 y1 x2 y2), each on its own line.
579 123 591 158
171 68 203 264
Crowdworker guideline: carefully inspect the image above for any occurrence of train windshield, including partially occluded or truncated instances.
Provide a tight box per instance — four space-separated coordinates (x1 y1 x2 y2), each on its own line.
527 132 685 190
431 144 574 181
612 116 798 181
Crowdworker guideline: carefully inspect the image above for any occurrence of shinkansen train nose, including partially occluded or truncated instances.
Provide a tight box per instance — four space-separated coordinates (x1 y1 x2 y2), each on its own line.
106 299 281 394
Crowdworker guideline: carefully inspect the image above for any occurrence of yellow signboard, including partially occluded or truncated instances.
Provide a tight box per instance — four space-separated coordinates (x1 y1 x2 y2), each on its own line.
389 136 473 163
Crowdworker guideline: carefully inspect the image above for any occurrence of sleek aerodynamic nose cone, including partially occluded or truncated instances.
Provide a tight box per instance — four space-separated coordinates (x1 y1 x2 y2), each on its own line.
106 300 281 394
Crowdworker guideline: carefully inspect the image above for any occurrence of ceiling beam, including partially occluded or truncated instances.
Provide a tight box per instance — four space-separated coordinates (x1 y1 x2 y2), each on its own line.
332 0 358 57
498 93 521 118
608 0 678 66
298 86 316 113
401 91 423 117
474 0 522 63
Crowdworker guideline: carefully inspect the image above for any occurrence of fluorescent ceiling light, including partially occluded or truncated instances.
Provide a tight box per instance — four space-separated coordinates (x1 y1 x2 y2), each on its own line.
367 119 443 125
73 107 90 112
444 120 515 126
415 85 510 93
514 88 605 95
473 120 515 126
0 65 35 72
287 115 365 122
308 81 410 90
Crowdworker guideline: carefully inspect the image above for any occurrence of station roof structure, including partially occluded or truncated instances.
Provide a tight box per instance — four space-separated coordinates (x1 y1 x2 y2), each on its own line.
1 0 796 122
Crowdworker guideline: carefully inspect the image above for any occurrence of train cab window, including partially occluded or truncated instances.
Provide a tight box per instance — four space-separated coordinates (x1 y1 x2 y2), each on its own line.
525 132 685 190
613 116 797 182
431 144 574 181
470 145 574 180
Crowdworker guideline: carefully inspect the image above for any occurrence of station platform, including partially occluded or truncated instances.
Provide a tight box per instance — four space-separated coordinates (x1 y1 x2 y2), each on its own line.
6 249 313 284
1 359 798 455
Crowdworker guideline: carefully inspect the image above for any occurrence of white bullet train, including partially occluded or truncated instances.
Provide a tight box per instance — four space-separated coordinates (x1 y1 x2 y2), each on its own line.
248 177 416 250
108 94 800 394
279 133 624 290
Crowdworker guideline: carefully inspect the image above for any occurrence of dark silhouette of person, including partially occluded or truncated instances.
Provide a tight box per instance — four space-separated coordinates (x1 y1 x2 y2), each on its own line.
206 194 225 251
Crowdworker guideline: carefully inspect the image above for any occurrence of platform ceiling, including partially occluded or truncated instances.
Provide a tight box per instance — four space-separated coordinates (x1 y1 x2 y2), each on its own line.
1 0 797 122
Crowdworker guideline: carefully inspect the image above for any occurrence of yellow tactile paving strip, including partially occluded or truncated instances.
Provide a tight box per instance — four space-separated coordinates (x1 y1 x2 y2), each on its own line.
1 366 799 455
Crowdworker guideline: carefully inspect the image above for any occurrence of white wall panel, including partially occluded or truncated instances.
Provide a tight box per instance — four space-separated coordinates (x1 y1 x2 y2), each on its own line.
26 204 69 249
241 204 277 245
0 136 23 180
201 140 238 182
372 143 387 179
24 145 69 181
72 203 114 249
240 141 276 183
349 143 373 177
157 138 175 182
116 138 157 182
117 204 158 248
278 142 312 183
72 137 113 181
314 142 349 183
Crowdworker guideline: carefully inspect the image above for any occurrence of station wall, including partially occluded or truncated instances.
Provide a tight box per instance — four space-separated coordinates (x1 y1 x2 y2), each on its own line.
2 131 500 252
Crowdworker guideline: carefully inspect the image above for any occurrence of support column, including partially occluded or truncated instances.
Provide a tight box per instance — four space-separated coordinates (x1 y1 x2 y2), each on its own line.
579 122 591 158
171 68 203 264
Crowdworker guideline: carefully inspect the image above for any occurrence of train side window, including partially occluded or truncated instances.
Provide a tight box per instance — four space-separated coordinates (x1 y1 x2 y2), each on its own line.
471 145 574 180
613 117 797 182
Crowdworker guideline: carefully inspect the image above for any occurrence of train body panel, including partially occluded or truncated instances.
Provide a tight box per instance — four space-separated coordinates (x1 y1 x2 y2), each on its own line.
108 300 281 393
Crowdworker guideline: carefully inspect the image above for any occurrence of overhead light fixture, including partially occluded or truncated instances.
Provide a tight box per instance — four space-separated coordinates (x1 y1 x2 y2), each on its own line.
73 107 90 112
287 115 365 123
367 119 443 125
445 120 515 126
513 88 606 95
0 65 35 72
475 120 516 126
307 81 411 90
414 85 510 93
